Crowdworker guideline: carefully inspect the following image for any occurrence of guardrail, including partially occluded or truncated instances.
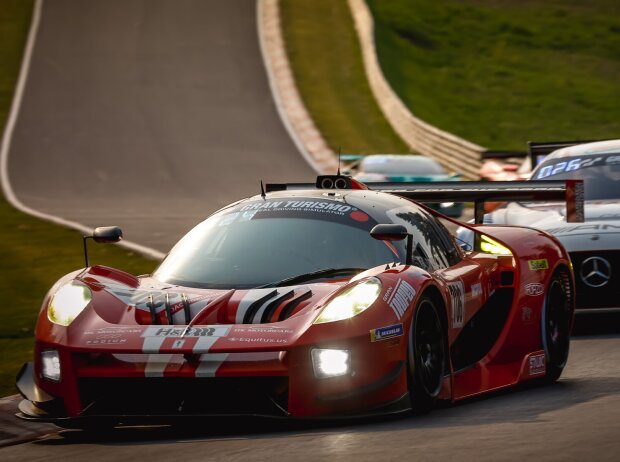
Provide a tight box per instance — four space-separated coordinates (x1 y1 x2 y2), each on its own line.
348 0 485 180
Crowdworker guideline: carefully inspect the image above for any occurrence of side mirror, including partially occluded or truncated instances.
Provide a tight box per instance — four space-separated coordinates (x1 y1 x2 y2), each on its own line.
370 224 413 265
370 224 408 241
93 226 123 243
83 226 123 267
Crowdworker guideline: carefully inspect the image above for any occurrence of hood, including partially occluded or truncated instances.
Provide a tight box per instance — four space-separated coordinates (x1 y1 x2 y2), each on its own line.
488 201 620 252
78 267 341 327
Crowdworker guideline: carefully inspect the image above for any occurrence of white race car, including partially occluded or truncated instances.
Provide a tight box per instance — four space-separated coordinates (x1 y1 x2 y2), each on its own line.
460 139 620 313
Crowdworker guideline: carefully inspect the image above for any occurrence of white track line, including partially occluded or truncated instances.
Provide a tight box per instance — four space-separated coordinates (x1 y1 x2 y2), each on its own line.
0 0 164 261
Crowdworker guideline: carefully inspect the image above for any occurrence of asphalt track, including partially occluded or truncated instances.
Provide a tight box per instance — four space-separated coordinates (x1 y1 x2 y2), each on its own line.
7 0 316 252
3 0 620 460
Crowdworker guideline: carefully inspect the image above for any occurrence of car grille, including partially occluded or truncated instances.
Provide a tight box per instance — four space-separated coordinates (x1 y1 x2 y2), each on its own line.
78 377 289 417
570 251 620 310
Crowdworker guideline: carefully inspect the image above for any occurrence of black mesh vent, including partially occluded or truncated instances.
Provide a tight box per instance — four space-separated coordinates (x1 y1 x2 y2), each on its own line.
78 377 289 417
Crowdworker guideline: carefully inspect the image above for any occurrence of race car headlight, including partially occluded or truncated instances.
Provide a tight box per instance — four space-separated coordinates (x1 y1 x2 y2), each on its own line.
311 348 350 378
47 282 92 326
41 350 61 382
480 235 512 255
314 278 381 324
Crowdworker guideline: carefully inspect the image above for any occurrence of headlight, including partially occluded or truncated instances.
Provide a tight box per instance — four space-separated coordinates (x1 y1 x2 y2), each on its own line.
47 282 92 326
480 235 512 255
314 278 381 324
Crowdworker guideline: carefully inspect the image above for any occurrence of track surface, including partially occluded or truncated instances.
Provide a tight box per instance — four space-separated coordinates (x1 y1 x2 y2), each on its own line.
3 1 620 460
2 321 619 461
8 0 316 252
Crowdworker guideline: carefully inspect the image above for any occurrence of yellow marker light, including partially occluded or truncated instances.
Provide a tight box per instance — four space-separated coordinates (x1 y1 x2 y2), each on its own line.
480 235 512 255
47 282 92 326
314 278 382 324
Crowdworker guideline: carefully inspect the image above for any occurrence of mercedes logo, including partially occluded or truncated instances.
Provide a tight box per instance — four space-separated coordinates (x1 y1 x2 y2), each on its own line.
580 256 612 288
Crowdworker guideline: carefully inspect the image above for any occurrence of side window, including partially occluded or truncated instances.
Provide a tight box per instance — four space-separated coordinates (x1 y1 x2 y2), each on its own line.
390 208 458 271
428 217 462 266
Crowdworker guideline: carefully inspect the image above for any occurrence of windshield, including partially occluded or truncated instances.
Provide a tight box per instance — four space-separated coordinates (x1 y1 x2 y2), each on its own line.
154 201 404 289
531 153 620 201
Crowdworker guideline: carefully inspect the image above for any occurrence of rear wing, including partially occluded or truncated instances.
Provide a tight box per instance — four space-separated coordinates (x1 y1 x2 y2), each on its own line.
266 177 585 224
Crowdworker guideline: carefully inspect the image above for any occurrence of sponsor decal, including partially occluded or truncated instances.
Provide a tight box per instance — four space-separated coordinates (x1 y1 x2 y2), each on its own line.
448 281 465 328
387 279 416 320
382 286 394 302
535 154 619 180
470 283 482 299
86 339 127 345
142 326 231 338
528 259 548 271
84 327 141 335
524 283 544 296
239 200 352 214
529 353 546 375
227 337 288 343
370 324 404 342
350 211 369 222
521 306 533 323
233 327 293 334
546 223 620 235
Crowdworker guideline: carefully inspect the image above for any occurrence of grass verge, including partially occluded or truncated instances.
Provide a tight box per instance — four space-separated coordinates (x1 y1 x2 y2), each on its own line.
0 198 157 396
0 0 157 396
368 0 620 150
280 0 408 154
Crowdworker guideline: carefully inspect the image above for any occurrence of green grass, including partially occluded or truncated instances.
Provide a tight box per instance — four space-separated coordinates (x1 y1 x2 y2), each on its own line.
368 0 620 150
0 198 157 396
0 0 157 396
280 0 409 154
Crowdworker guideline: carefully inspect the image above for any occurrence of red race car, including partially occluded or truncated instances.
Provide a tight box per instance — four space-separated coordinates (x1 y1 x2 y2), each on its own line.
16 176 581 428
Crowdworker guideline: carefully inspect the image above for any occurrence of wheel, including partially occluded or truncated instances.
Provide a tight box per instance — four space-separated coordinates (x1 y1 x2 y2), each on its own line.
407 296 446 413
542 268 573 383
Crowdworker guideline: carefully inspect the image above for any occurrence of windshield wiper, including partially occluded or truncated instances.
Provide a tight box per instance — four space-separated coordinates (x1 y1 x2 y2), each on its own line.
256 267 367 288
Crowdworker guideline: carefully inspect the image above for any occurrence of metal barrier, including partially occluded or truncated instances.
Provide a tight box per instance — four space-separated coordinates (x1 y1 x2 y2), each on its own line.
348 0 485 179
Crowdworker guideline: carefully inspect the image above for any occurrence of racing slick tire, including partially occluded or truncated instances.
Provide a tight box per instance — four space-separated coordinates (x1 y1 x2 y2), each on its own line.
407 295 446 413
542 267 573 383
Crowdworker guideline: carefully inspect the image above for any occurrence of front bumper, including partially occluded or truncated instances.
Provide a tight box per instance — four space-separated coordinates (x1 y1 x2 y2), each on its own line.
17 336 408 423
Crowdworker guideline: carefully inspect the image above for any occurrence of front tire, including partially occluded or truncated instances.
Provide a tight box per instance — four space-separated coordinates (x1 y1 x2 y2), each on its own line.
542 267 573 383
407 296 446 413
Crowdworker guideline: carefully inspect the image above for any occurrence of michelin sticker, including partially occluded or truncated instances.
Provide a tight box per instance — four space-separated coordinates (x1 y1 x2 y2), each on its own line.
142 326 231 338
448 281 465 328
387 279 416 320
370 324 404 342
